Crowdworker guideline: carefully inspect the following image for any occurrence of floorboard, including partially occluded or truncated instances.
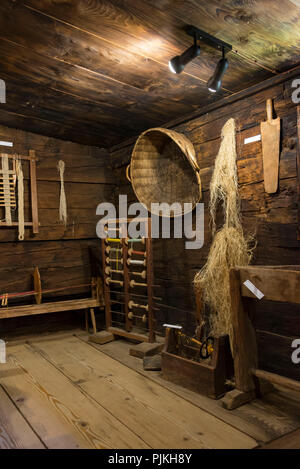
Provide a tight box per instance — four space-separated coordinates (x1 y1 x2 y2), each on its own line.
2 342 148 449
77 332 300 445
1 329 298 449
0 386 45 449
260 428 300 449
29 334 257 449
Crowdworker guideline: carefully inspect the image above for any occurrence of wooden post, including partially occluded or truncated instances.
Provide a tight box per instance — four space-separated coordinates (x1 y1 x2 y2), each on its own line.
101 235 112 330
29 150 39 234
297 106 300 240
146 218 155 343
122 220 132 332
230 268 258 391
222 269 258 410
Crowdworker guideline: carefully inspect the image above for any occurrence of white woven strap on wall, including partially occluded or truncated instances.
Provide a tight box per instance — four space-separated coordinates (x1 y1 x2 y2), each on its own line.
16 159 24 241
2 154 12 225
58 160 67 226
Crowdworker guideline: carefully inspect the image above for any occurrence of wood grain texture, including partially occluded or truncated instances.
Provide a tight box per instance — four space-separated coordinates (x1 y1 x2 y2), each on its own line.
3 342 148 449
26 334 257 449
79 332 300 445
0 123 113 334
0 0 299 145
297 106 300 239
0 386 45 449
111 70 300 382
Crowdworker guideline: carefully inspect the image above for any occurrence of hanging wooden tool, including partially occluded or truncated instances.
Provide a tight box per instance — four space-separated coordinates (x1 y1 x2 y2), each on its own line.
0 150 39 239
261 99 281 194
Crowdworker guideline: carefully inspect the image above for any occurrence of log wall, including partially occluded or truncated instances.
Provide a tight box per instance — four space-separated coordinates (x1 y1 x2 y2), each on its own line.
0 125 115 336
110 73 300 381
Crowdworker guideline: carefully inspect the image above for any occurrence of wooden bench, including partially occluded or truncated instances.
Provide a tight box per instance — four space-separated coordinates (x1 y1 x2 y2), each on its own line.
0 269 104 334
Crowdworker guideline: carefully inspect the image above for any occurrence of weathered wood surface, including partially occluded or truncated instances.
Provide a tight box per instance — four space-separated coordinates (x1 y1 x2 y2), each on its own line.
0 0 300 145
1 342 148 449
297 106 300 239
0 298 100 320
24 333 256 448
82 333 300 445
0 124 114 333
0 386 45 449
111 73 300 380
239 267 300 303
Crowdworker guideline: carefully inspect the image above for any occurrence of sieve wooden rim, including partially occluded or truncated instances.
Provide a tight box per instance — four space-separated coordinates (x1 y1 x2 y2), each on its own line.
129 127 202 217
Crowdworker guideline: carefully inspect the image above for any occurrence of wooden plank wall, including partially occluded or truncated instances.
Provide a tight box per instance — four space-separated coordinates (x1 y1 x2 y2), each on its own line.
0 125 115 336
110 75 300 381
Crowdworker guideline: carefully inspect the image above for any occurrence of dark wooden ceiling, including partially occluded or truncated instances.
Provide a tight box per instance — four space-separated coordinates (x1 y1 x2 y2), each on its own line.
0 0 299 148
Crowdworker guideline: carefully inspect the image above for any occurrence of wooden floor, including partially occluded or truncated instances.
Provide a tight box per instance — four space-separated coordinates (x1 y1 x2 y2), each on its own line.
0 330 299 449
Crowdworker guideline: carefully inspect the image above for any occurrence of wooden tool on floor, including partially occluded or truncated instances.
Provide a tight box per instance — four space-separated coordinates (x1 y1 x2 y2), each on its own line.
260 98 281 194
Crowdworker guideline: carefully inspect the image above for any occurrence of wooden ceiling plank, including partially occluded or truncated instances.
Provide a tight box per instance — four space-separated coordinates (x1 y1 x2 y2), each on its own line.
145 0 300 72
23 0 274 91
0 0 213 95
0 108 112 147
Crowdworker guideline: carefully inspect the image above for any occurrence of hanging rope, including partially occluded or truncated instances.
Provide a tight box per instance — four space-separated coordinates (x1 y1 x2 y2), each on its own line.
2 154 12 226
58 160 67 226
16 159 24 241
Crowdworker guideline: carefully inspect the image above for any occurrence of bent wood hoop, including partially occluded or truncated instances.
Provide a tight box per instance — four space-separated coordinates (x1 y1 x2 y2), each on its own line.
128 127 202 217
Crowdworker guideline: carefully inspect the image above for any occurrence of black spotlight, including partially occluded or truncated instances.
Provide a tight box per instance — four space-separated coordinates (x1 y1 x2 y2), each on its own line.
207 48 229 93
169 39 201 74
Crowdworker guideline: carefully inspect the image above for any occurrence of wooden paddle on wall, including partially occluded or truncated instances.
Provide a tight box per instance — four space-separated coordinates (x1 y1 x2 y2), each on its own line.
261 98 281 194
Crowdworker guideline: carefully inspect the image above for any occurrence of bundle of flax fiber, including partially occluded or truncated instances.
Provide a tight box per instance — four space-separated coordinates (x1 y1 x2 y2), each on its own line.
194 118 254 343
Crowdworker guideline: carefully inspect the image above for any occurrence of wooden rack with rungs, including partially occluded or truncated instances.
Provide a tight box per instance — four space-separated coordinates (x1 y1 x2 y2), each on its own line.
0 151 39 238
101 218 155 343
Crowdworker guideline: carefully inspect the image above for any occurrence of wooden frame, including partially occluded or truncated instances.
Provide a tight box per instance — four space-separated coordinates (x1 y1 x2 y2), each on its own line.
102 218 155 343
0 150 39 234
223 265 300 410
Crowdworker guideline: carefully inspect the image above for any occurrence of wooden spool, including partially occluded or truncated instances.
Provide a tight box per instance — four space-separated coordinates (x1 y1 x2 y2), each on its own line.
126 127 202 217
128 300 148 311
105 246 122 255
130 279 147 288
127 259 146 267
105 266 124 275
128 248 146 257
106 257 123 265
132 270 147 279
128 311 147 323
105 278 124 287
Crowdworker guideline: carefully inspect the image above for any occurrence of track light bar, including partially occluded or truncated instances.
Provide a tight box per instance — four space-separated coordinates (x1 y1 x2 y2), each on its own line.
186 25 232 53
169 25 232 92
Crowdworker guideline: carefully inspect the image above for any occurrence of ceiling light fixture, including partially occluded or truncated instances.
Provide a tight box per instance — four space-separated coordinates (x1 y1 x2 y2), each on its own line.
169 34 201 74
207 47 229 93
169 25 232 93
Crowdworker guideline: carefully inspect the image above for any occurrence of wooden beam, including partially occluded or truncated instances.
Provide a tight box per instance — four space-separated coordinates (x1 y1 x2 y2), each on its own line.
297 106 300 240
0 298 100 319
239 267 300 304
110 64 300 152
29 149 39 234
253 369 300 393
229 268 257 393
